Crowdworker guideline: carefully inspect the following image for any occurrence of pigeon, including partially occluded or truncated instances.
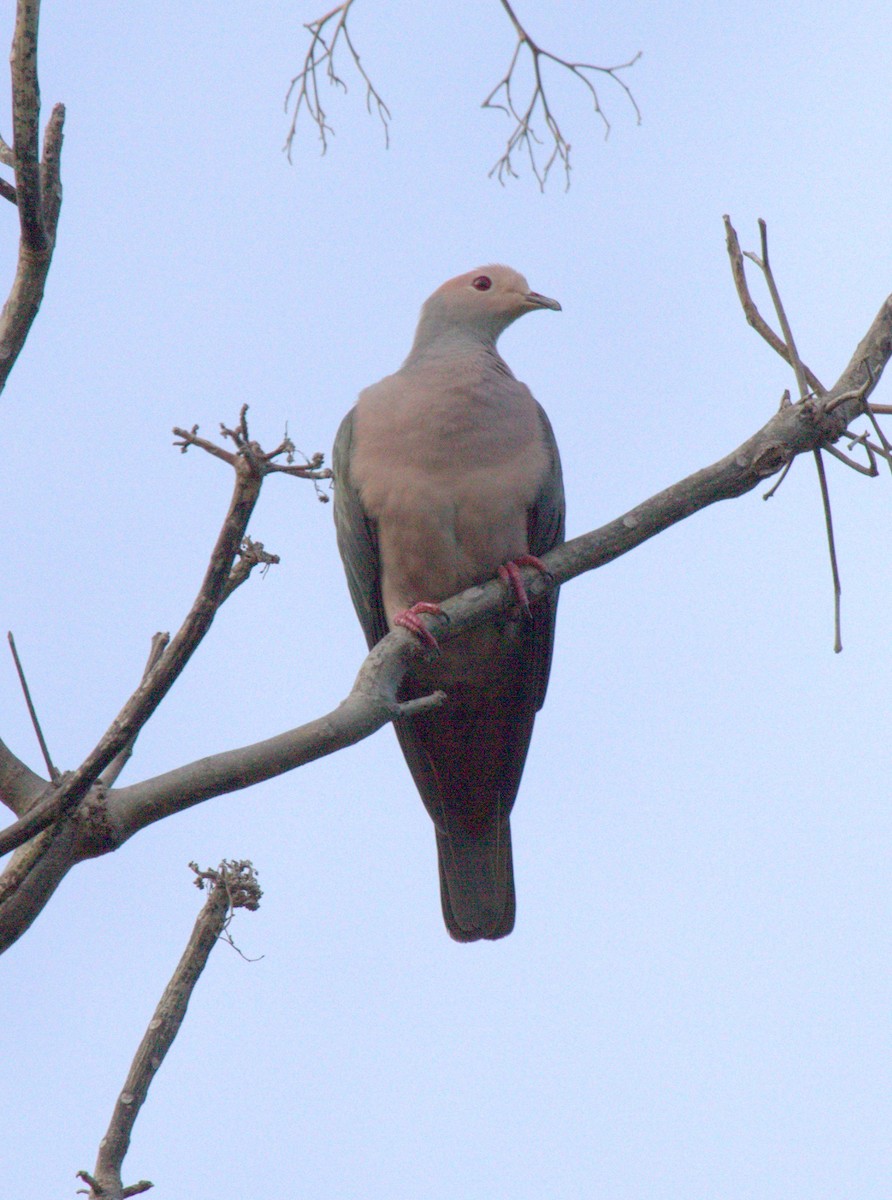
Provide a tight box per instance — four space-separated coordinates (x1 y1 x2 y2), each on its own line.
333 264 564 940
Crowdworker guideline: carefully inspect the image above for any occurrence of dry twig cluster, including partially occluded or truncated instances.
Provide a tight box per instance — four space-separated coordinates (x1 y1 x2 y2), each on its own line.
483 0 641 189
283 0 641 188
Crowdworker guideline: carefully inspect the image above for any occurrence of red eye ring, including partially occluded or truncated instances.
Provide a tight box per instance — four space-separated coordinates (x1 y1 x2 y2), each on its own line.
472 275 492 291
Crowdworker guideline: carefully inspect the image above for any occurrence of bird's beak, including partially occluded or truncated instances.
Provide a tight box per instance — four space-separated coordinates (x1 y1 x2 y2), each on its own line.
524 290 562 312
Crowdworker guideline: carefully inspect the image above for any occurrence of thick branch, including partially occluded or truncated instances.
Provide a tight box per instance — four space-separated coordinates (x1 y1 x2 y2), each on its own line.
99 634 440 846
0 735 46 816
0 814 78 950
10 0 45 251
0 0 65 393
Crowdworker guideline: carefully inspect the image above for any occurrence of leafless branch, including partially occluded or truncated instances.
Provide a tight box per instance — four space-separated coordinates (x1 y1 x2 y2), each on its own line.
812 448 843 652
98 635 170 790
174 406 331 487
0 734 46 816
78 861 260 1200
0 412 316 862
723 215 826 394
0 0 65 394
220 537 280 600
726 217 891 651
744 218 812 401
284 0 390 160
7 631 58 781
484 0 641 189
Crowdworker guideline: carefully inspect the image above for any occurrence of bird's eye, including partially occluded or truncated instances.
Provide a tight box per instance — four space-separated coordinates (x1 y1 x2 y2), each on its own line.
472 275 492 291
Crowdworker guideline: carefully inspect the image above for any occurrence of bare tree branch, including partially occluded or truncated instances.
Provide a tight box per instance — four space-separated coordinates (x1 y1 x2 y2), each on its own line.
78 861 261 1200
7 631 59 781
723 215 826 395
98 634 170 791
0 735 46 816
727 216 880 651
0 412 327 860
0 0 65 394
283 0 390 160
483 0 641 189
283 2 640 187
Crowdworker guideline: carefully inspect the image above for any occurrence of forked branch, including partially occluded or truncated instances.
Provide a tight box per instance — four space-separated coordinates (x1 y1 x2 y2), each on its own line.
484 0 641 189
284 1 640 187
283 0 390 159
0 411 328 863
724 216 890 650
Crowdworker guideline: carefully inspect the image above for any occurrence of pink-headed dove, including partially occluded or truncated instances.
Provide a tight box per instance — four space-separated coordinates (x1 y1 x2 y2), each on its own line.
333 265 564 941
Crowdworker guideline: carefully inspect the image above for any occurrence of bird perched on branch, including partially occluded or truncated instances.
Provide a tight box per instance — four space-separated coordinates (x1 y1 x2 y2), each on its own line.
333 265 564 941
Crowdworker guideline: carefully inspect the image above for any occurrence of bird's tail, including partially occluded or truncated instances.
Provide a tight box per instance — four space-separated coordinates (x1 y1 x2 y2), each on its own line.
395 675 532 942
435 820 515 942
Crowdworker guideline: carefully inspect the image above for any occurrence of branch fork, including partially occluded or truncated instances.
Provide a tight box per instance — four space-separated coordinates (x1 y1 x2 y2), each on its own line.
484 0 641 189
724 215 892 651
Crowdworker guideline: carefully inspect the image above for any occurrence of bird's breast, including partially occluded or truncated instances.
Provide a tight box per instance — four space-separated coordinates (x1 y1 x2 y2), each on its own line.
351 360 549 619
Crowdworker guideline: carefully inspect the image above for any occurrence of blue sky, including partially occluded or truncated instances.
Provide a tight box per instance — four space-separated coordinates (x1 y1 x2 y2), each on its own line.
3 2 892 1196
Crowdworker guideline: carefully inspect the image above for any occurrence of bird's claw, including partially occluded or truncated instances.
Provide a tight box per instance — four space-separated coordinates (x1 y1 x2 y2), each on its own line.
394 601 443 650
498 555 551 617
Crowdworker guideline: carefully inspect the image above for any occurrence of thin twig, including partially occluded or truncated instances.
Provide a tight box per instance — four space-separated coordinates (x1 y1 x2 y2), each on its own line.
749 218 811 401
825 438 878 476
484 0 641 189
723 216 825 394
7 632 58 781
813 449 842 653
728 216 856 651
762 457 794 500
98 634 170 790
221 538 281 601
858 366 892 479
283 0 390 159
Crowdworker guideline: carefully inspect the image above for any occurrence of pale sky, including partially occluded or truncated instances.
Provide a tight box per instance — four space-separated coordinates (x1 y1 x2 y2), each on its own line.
4 2 892 1196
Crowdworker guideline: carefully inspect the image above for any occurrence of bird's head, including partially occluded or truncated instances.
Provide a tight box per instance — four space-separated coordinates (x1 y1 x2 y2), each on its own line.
412 265 561 352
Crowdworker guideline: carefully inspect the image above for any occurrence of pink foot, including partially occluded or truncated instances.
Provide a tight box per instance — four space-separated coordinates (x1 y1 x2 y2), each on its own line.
393 601 443 649
498 555 551 617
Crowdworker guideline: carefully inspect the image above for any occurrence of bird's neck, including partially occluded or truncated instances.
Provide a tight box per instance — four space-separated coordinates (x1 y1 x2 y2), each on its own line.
404 327 503 369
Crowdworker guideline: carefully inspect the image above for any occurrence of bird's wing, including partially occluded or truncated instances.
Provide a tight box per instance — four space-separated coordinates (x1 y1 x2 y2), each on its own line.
332 406 389 650
526 401 566 711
